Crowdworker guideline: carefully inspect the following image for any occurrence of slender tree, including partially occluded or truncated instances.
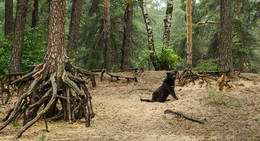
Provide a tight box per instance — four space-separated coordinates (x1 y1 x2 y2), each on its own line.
103 0 111 71
219 0 233 72
9 0 28 73
67 0 83 62
121 0 133 69
186 0 192 69
139 0 161 70
5 0 13 35
31 0 39 27
161 0 173 70
162 0 173 48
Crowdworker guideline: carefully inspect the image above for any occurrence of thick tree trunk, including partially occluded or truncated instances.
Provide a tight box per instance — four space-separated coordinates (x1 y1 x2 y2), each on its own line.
161 0 173 70
31 0 39 28
0 0 94 138
186 0 192 69
5 0 13 36
67 0 83 62
162 0 173 48
121 1 133 70
219 0 233 72
103 0 111 71
140 0 161 70
9 0 28 73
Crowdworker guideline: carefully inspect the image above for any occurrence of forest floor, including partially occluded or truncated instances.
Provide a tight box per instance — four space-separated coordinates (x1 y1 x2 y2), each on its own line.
0 71 260 141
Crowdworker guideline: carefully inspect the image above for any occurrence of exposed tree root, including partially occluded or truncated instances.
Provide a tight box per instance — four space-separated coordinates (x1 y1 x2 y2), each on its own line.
101 69 138 82
164 109 204 124
0 63 94 139
179 69 199 86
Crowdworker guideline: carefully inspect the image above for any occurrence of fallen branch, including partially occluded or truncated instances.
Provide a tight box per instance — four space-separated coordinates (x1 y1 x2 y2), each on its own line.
164 109 204 124
101 69 138 82
128 88 153 93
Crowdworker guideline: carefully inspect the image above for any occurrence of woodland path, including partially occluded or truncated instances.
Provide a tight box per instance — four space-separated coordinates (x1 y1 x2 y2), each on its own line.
0 71 259 141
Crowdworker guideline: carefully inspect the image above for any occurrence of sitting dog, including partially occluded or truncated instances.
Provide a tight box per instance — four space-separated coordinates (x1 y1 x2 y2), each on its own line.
141 71 179 102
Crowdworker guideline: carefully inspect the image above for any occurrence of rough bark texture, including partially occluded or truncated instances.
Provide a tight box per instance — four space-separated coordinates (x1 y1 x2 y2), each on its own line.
121 1 133 70
140 0 161 70
186 0 192 69
5 0 13 35
219 0 233 72
162 0 173 48
67 0 83 60
31 0 39 27
9 0 28 73
103 0 111 71
0 0 94 138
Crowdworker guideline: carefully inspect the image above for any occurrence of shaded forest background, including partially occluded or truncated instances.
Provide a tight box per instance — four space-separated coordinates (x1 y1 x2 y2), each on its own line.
0 0 259 75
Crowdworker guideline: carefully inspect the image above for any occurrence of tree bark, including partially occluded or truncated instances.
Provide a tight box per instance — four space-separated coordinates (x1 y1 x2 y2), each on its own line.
219 0 233 72
121 0 133 70
186 0 192 69
161 0 173 70
162 0 173 48
5 0 13 36
103 0 111 71
31 0 39 28
67 0 83 62
236 3 243 72
140 0 161 70
9 0 28 73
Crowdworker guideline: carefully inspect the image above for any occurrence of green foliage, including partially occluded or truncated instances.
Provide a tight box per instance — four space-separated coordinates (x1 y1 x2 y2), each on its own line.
39 133 46 141
207 85 228 106
166 119 174 125
0 27 47 76
12 123 21 131
156 46 182 69
136 46 182 70
22 27 47 72
193 59 218 71
253 115 259 121
0 34 13 75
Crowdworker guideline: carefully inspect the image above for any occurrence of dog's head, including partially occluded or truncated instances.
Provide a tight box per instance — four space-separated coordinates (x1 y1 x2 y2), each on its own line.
166 71 179 80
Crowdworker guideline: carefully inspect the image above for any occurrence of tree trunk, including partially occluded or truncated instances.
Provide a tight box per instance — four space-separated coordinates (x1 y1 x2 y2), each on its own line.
31 0 39 28
5 0 13 36
103 0 111 71
9 0 28 73
161 0 173 70
0 0 94 138
219 0 233 72
67 0 83 63
121 1 133 70
140 0 161 70
236 3 243 72
162 0 173 48
186 0 192 69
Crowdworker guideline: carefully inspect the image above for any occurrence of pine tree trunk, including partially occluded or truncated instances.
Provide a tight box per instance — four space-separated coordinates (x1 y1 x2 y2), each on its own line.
5 0 13 36
103 0 111 71
67 0 83 62
219 0 233 72
121 1 133 70
186 0 192 69
140 0 161 70
9 0 28 73
31 0 39 28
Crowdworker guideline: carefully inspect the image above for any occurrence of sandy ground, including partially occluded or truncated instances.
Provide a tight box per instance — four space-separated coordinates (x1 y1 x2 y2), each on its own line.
0 71 259 141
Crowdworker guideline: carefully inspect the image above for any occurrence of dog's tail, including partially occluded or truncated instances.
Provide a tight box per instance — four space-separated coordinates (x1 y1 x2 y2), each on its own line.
140 99 153 102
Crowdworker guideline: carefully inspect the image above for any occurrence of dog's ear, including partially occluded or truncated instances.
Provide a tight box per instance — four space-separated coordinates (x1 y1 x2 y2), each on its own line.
166 72 170 76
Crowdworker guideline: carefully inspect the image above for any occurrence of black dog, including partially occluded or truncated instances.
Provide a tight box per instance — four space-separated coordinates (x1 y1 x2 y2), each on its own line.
141 71 179 102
